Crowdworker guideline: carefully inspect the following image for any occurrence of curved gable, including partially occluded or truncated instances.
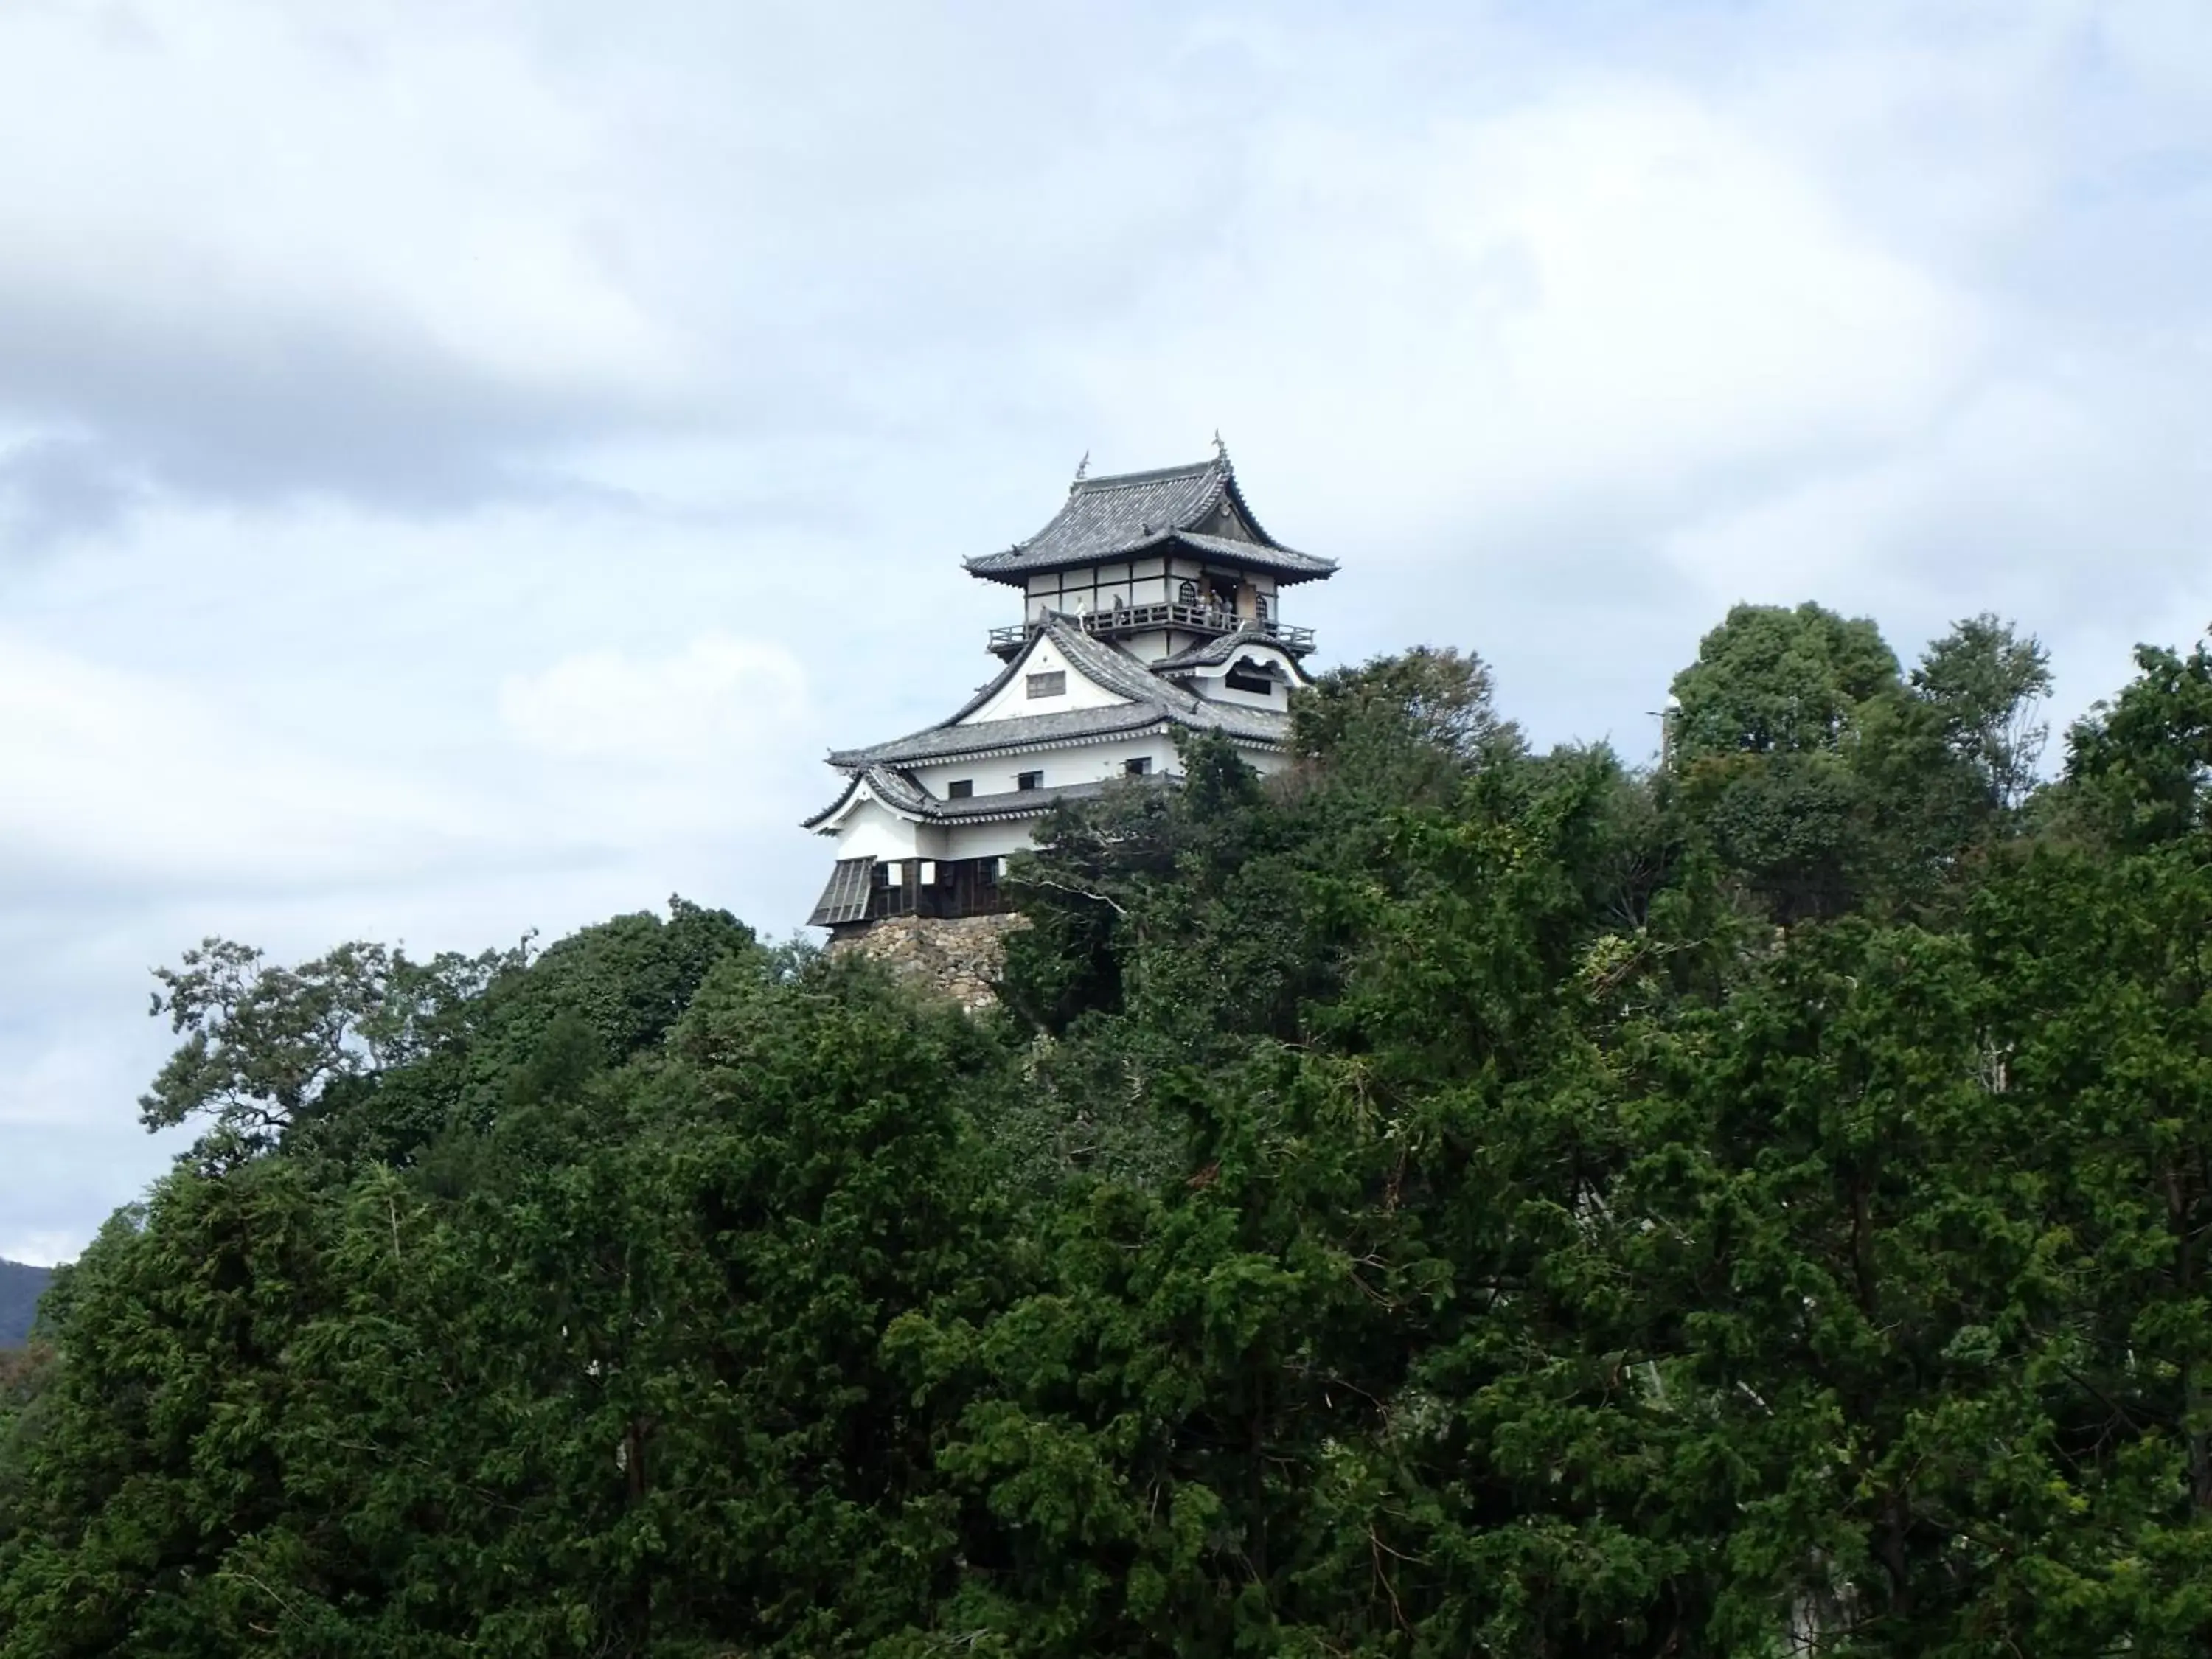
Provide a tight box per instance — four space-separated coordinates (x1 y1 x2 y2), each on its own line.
959 626 1133 725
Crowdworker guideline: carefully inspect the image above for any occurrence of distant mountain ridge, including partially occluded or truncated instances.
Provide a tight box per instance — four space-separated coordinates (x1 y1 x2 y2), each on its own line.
1 1259 54 1346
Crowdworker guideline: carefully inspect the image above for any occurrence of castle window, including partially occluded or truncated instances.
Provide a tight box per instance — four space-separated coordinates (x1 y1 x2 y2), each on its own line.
1124 756 1152 776
1016 770 1043 790
947 779 973 799
1026 670 1066 699
1226 657 1276 695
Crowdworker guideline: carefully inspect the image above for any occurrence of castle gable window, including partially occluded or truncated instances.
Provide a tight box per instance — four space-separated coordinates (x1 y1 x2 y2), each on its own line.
1026 670 1067 699
1225 656 1278 695
947 779 974 799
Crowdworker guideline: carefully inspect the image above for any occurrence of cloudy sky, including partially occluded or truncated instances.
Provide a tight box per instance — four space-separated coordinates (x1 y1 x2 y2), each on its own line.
6 0 2211 1262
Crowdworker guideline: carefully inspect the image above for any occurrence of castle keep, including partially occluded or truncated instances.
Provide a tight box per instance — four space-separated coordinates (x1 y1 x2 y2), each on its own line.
804 448 1335 938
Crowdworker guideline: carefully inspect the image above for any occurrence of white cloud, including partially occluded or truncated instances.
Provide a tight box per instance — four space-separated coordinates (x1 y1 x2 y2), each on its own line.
0 2 672 389
2097 0 2212 108
1052 79 1983 559
498 633 810 766
1 1231 81 1270
0 630 487 888
0 1 687 511
0 1032 133 1130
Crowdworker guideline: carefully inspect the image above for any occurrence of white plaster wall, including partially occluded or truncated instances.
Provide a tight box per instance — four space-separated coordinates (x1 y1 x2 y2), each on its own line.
1123 628 1172 662
910 731 1180 801
910 757 1024 798
1182 641 1309 706
1189 672 1285 711
961 634 1129 724
1020 558 1192 623
824 738 1287 868
823 798 929 862
1052 732 1179 786
940 820 1047 861
1116 732 1183 782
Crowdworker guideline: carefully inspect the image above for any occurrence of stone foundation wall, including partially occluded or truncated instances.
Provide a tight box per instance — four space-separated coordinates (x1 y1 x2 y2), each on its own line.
828 912 1026 1011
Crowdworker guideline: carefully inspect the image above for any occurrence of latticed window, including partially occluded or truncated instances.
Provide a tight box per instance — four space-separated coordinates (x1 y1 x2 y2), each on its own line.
1026 671 1066 698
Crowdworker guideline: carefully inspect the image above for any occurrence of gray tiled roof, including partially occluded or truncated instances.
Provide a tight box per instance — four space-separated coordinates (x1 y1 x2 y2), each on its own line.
964 456 1336 585
829 703 1178 769
927 776 1119 821
1152 622 1306 673
857 765 931 815
1051 619 1294 735
824 616 1288 774
802 768 1127 830
1164 531 1336 580
1049 616 1211 709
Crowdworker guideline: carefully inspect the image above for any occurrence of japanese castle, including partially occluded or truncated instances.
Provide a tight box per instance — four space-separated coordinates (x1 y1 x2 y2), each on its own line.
805 448 1336 934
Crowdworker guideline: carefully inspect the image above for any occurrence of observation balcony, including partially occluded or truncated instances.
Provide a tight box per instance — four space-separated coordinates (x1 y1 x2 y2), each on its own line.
989 602 1317 661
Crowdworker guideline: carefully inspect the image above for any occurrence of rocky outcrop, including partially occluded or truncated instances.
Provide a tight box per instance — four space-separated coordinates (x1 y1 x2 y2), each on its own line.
828 912 1026 1011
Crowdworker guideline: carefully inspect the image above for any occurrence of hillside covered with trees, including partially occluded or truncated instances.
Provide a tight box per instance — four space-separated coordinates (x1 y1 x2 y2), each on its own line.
0 1265 50 1351
7 601 2212 1655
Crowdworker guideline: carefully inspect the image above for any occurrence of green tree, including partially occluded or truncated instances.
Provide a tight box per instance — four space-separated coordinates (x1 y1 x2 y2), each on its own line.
1666 605 2045 924
2062 637 2212 850
1669 602 1900 762
1958 843 2212 1649
31 610 2212 1656
1910 612 2051 815
139 899 756 1172
0 1166 339 1656
1664 603 1901 922
139 937 518 1160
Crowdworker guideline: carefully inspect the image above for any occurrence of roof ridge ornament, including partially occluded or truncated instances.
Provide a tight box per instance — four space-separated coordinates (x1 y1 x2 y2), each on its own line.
1072 450 1089 490
1212 429 1230 468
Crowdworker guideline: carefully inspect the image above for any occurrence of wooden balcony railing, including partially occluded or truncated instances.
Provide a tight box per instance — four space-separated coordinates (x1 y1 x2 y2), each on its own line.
990 604 1316 658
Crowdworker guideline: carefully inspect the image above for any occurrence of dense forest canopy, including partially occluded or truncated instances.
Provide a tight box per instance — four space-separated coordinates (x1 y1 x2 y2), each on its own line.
8 601 2212 1655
